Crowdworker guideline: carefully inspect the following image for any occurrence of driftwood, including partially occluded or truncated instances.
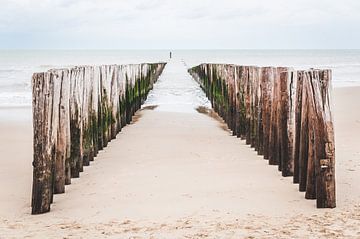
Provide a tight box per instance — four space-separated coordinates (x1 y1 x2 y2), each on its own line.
189 64 336 208
31 63 166 214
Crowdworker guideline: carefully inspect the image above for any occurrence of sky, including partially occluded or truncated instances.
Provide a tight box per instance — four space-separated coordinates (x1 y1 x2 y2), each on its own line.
0 0 360 49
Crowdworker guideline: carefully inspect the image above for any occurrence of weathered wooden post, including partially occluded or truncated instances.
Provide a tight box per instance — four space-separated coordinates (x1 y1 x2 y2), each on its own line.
293 72 303 184
189 63 336 208
268 68 280 166
278 70 296 177
234 66 242 138
32 73 54 214
54 70 70 193
69 69 82 178
261 67 274 160
31 62 166 214
304 71 318 199
251 66 261 150
298 71 310 192
227 65 237 135
311 69 336 208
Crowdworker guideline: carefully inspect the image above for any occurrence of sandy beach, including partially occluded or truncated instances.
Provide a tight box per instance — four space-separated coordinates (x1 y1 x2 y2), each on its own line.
1 0 360 235
0 85 359 238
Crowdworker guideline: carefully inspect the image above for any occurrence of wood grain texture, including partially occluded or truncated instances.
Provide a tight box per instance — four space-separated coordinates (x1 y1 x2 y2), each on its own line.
31 63 166 214
189 63 336 208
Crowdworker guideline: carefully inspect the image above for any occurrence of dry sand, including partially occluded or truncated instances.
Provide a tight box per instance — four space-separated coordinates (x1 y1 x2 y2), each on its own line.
0 87 360 238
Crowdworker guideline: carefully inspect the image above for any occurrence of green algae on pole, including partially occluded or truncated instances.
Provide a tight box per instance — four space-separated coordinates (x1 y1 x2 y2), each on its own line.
189 64 336 208
31 62 166 214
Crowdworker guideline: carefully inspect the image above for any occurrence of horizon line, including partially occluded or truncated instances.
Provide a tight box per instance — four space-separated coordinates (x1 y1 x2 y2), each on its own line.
1 48 360 51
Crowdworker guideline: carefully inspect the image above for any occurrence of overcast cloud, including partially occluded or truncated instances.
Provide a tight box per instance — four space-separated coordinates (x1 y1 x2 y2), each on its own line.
0 0 359 49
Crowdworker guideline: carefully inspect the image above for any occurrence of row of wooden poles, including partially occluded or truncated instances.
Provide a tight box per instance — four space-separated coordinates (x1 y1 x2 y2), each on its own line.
31 63 166 214
189 64 336 208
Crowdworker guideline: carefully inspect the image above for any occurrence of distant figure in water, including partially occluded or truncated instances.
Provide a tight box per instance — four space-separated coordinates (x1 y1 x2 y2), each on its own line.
170 51 172 59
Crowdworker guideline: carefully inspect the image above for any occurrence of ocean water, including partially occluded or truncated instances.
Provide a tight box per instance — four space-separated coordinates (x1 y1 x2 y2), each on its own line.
143 59 211 113
0 50 169 108
0 49 360 109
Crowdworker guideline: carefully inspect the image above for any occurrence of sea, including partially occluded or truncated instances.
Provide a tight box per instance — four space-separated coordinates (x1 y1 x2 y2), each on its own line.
1 49 359 112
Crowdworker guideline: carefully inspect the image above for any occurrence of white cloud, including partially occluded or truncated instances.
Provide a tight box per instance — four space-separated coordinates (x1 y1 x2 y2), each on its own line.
0 0 359 48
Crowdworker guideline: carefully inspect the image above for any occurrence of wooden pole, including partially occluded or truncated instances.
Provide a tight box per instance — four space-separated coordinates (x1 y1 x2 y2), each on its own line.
189 63 336 208
293 73 303 184
54 70 69 193
298 71 310 192
268 68 281 166
31 72 54 214
312 70 336 208
32 63 166 214
305 71 317 199
261 67 274 160
278 70 295 177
